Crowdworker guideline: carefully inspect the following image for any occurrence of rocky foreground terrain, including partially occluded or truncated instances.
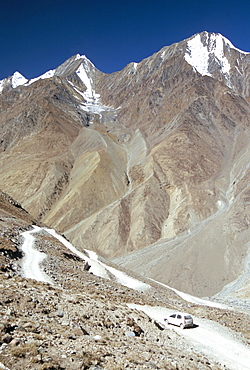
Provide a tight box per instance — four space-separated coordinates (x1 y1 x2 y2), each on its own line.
0 191 250 369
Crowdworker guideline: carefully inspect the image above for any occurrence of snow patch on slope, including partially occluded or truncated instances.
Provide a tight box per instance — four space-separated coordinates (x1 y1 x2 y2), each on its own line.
74 57 115 117
76 61 99 104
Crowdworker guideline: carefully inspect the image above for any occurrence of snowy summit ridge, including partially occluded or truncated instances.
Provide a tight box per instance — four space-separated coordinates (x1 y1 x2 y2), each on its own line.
0 32 249 95
0 54 96 94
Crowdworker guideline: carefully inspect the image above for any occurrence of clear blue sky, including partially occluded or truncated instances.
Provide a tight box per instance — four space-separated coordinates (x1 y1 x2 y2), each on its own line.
0 0 249 79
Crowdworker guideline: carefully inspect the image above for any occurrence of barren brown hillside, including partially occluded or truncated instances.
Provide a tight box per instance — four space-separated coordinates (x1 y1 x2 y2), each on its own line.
0 32 249 298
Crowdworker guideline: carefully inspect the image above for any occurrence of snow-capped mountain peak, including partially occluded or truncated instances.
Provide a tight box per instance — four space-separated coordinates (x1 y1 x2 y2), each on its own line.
74 54 93 64
12 71 28 88
0 71 28 93
75 53 82 60
184 32 248 78
185 33 230 76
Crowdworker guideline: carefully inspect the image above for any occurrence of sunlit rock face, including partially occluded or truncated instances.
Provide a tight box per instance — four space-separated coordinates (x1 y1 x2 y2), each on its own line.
0 32 249 297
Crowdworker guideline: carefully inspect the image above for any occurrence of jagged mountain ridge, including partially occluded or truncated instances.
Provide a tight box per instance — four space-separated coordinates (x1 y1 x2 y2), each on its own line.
0 31 249 298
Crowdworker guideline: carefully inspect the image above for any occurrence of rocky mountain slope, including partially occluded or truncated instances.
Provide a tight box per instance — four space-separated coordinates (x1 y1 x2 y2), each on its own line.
0 31 249 300
0 190 249 369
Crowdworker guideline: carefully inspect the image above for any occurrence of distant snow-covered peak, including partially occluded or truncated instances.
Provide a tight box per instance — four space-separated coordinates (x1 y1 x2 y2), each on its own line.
0 71 28 93
185 33 230 76
25 54 95 86
75 53 82 60
12 71 28 88
77 54 97 69
184 32 248 77
74 54 90 62
0 69 55 93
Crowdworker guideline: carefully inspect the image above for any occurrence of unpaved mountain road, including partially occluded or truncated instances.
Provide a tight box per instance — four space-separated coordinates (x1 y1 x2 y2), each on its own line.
21 226 52 284
129 304 250 370
20 226 250 369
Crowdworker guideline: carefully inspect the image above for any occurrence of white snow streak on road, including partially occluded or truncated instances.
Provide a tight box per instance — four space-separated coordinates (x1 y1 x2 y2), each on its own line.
21 226 52 284
128 304 250 370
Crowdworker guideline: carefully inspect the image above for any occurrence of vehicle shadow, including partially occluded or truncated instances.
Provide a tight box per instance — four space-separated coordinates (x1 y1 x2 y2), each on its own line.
189 324 199 329
167 324 200 330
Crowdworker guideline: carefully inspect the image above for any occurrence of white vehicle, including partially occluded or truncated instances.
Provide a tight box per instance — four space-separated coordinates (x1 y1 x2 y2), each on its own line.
164 312 194 329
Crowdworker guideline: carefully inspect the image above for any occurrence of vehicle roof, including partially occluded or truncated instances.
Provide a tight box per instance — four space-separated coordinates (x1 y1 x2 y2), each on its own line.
170 312 192 316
